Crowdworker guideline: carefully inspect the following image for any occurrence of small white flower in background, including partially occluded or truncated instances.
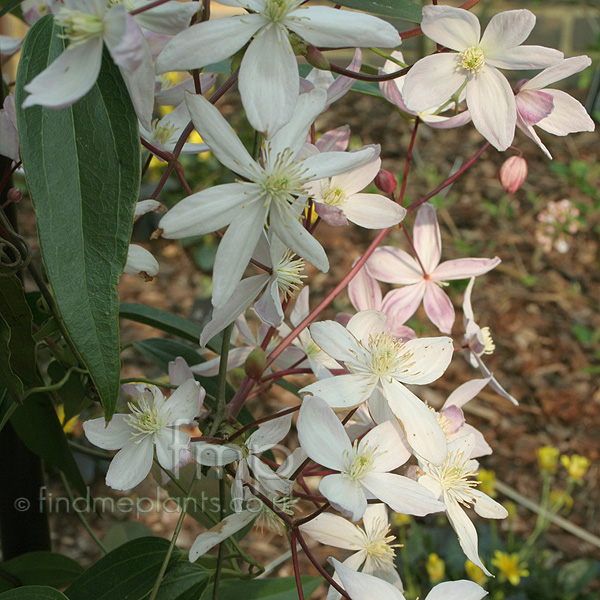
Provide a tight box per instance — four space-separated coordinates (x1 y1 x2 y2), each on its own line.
300 310 453 465
0 35 22 57
305 153 407 229
515 56 595 159
535 199 581 254
278 286 341 380
380 51 471 130
139 101 209 157
22 0 155 129
297 397 446 521
462 277 518 405
192 411 294 499
300 504 403 600
0 94 20 162
158 88 377 309
403 6 563 150
331 558 488 600
156 1 400 135
199 232 306 347
123 244 159 281
418 434 508 576
83 379 205 490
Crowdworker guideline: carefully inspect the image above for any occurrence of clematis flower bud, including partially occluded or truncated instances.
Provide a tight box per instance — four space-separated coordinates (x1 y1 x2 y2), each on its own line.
374 168 397 194
244 348 266 380
7 188 22 203
499 155 527 194
305 45 330 71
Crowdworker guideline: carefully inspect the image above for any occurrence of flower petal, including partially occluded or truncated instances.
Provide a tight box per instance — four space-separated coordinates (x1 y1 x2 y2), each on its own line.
347 310 387 345
301 373 373 410
380 283 426 325
165 378 204 424
155 14 264 72
421 5 480 51
22 38 103 109
443 378 491 410
486 45 563 71
535 89 595 136
131 0 199 35
299 513 364 550
191 442 241 466
104 6 146 71
331 559 405 600
342 193 406 229
301 145 378 181
309 320 362 364
248 412 293 453
515 89 554 126
368 247 422 284
239 24 299 136
479 9 535 55
523 55 591 90
423 282 455 334
426 580 487 600
288 6 400 48
320 474 367 521
470 489 508 519
466 66 516 151
105 435 154 490
361 420 407 472
413 203 441 273
155 427 190 470
348 265 382 312
83 415 133 450
395 336 454 384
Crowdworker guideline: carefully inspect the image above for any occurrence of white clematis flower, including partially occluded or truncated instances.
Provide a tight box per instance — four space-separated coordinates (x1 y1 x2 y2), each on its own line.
83 380 205 490
156 0 400 135
300 310 453 465
158 88 377 308
515 56 595 159
301 504 403 600
297 396 445 521
418 434 508 576
403 6 563 150
22 0 155 129
331 558 488 600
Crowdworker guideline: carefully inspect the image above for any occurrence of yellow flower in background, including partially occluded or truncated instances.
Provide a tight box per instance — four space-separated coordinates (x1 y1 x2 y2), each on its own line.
465 559 488 586
560 454 590 481
478 468 497 497
426 553 445 584
56 405 78 434
549 489 573 513
504 501 518 519
392 513 411 527
491 551 530 586
537 446 560 474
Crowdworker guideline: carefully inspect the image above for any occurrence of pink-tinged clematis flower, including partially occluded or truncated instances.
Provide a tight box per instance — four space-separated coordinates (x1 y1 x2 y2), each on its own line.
300 504 403 600
331 558 488 600
380 51 472 130
403 6 563 151
463 278 518 405
418 435 508 576
156 1 400 136
22 0 155 129
367 203 501 334
158 88 377 308
347 262 416 341
297 397 446 521
83 380 205 490
515 56 595 159
300 310 453 465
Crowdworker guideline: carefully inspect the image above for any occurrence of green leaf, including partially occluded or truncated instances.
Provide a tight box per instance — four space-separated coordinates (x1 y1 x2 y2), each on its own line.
64 537 180 600
102 522 156 553
207 576 322 600
120 303 202 344
155 562 209 600
0 587 69 600
0 0 24 20
15 15 141 422
0 313 24 399
10 392 87 496
334 0 422 23
0 552 83 593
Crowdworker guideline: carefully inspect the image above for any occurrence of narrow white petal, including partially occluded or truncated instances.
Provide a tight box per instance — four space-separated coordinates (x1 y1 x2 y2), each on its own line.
466 67 516 151
479 9 535 54
297 396 352 471
330 156 380 197
301 374 372 410
346 310 386 345
331 557 405 600
22 39 103 109
104 7 146 71
426 580 487 600
105 436 154 490
131 0 198 35
239 25 298 136
523 56 591 90
288 6 400 48
191 442 241 466
156 14 264 73
184 92 258 180
368 247 422 284
119 40 155 130
300 513 364 550
470 489 508 519
342 193 406 229
309 320 362 364
159 183 260 239
155 428 190 470
123 244 159 277
301 146 377 181
348 264 382 311
486 46 563 71
248 412 293 453
83 415 133 450
360 420 407 472
320 474 367 521
421 5 480 51
394 336 453 384
443 378 491 410
165 378 204 424
413 203 441 273
361 472 446 516
535 89 595 136
189 511 256 562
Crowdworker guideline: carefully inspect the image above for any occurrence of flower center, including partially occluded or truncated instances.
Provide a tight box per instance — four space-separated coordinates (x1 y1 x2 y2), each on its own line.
321 185 347 208
343 439 379 481
275 249 306 299
125 395 169 439
457 46 485 74
255 495 299 534
429 450 479 503
351 333 414 378
480 327 495 354
55 8 104 47
362 519 400 571
151 119 178 147
262 0 301 22
260 145 310 217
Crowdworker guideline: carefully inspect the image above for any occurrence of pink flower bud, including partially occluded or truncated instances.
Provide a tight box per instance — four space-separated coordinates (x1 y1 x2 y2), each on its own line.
374 169 397 194
7 188 22 203
499 156 527 194
305 45 330 71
